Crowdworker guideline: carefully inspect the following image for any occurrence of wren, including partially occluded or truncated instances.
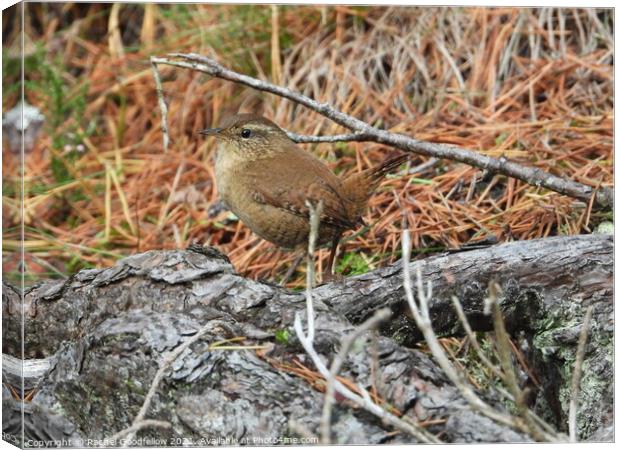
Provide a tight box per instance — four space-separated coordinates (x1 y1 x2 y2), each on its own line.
200 114 407 279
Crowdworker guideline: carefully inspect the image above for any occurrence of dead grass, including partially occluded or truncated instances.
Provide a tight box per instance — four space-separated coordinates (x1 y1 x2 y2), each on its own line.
2 5 613 286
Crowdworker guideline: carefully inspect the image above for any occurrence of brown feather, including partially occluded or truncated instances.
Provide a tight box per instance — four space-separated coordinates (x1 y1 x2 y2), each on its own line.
245 141 357 230
341 153 409 221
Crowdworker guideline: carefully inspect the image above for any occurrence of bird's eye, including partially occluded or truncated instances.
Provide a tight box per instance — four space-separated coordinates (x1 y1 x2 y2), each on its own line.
240 128 252 139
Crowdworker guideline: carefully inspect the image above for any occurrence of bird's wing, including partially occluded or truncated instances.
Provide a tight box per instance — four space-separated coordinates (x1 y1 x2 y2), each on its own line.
245 146 356 230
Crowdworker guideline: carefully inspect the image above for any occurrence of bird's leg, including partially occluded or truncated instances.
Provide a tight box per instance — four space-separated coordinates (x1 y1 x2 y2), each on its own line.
279 250 306 286
322 231 343 283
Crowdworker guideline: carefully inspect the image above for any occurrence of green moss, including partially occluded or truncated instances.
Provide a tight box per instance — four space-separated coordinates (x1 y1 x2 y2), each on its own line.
531 299 612 438
532 304 581 360
593 221 613 234
274 329 290 344
336 252 372 276
125 378 146 396
557 359 607 437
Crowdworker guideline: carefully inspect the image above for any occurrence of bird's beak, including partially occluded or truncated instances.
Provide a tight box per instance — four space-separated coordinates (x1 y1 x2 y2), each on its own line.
198 127 223 136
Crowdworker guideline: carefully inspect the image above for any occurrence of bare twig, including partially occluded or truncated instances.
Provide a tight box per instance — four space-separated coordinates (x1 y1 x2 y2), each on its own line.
304 199 323 344
401 229 519 429
107 4 125 59
450 295 505 381
150 57 170 152
450 295 560 438
150 53 612 209
568 305 594 442
270 5 282 86
320 307 392 444
487 282 522 395
402 225 567 442
486 281 552 442
293 203 437 443
285 131 371 143
294 312 438 443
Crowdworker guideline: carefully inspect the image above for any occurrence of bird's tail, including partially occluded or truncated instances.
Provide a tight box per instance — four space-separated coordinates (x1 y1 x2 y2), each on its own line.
341 153 409 222
367 153 410 183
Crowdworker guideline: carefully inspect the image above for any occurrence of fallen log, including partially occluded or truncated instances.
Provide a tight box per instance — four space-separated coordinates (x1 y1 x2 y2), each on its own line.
2 234 612 444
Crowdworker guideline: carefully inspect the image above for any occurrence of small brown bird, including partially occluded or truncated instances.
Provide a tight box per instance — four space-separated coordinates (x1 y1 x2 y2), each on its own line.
200 114 407 280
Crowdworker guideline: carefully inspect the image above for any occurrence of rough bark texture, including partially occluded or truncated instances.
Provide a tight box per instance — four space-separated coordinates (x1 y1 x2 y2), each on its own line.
2 234 613 446
315 233 613 438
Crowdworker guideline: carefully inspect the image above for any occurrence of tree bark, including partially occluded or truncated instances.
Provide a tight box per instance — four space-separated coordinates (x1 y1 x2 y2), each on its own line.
2 234 612 445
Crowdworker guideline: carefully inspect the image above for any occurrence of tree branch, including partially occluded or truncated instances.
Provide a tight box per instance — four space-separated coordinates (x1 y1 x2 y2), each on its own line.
150 53 612 209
